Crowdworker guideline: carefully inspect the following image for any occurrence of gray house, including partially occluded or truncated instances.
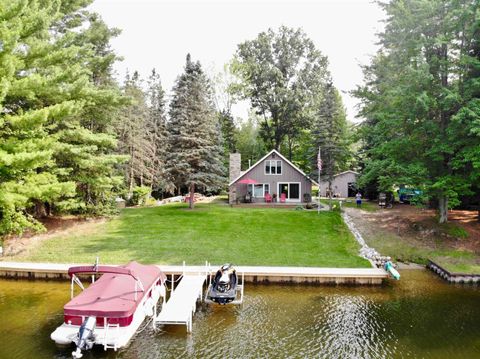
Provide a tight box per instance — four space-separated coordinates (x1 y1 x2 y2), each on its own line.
228 150 318 204
319 170 359 198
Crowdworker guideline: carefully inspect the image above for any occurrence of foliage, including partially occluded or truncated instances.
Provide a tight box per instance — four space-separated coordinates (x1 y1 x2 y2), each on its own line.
145 69 168 192
129 186 151 206
232 26 330 154
234 115 267 169
354 0 480 223
312 82 351 194
165 55 226 208
0 0 125 234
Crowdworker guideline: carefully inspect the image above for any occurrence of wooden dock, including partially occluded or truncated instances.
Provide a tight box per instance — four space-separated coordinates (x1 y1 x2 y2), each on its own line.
0 262 388 284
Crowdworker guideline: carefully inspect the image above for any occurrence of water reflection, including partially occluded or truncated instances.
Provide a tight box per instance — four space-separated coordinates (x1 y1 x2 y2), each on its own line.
0 270 479 359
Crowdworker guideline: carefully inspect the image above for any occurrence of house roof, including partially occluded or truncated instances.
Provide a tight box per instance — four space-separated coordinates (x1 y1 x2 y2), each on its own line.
319 170 360 183
229 149 319 186
333 170 359 177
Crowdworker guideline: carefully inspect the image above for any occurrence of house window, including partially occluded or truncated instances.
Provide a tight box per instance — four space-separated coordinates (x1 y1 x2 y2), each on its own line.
265 160 282 175
249 183 270 197
253 184 263 197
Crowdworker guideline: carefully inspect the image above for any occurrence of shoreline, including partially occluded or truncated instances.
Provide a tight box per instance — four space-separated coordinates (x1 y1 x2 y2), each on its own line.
0 261 389 285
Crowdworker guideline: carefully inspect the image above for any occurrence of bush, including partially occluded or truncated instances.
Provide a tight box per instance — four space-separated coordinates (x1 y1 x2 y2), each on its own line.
145 197 157 207
129 186 151 206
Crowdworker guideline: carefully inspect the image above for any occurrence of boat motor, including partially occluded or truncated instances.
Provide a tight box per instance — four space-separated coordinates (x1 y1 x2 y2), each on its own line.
72 316 96 358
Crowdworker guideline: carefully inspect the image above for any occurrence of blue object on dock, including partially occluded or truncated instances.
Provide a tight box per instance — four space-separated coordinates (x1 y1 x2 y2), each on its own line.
384 261 400 280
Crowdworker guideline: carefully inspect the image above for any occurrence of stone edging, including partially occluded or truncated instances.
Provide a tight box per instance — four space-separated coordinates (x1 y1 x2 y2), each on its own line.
427 259 480 284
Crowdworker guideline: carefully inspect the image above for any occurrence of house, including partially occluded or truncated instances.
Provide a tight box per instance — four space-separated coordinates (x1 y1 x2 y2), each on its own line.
228 150 318 204
319 170 359 198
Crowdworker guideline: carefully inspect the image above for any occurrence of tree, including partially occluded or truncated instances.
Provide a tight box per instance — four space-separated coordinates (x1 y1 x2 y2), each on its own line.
235 115 267 169
117 71 155 195
218 109 237 153
232 26 330 156
0 0 125 234
165 54 226 209
312 82 350 207
146 69 168 194
354 0 480 223
53 9 126 214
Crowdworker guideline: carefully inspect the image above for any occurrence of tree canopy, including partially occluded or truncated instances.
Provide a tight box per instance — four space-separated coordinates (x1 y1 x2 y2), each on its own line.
0 0 125 234
232 26 330 155
354 0 480 223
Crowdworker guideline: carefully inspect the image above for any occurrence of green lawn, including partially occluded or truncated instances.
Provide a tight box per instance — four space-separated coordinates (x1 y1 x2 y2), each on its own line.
364 231 480 274
320 199 379 212
14 203 370 267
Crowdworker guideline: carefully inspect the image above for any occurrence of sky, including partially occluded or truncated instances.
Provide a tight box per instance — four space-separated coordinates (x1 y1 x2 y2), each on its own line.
90 0 385 123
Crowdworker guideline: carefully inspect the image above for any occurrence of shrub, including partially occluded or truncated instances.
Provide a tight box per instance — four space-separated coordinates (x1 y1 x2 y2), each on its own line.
130 186 151 206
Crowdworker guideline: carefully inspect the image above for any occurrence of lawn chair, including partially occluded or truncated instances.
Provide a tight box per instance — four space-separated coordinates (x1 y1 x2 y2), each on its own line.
280 193 287 203
265 193 272 203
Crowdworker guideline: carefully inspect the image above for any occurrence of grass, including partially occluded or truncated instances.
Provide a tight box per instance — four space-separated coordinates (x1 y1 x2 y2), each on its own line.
321 199 379 212
13 203 371 267
364 231 480 274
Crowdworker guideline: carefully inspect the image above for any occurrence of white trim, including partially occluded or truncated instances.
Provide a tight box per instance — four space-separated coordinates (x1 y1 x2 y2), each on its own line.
249 183 270 198
229 149 319 186
277 182 302 202
333 170 360 177
264 160 282 175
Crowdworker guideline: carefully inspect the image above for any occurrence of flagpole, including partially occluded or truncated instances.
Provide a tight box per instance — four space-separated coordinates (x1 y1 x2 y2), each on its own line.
317 146 321 215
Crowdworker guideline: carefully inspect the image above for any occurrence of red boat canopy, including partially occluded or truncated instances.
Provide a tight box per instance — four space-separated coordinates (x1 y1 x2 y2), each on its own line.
64 261 166 319
68 265 140 282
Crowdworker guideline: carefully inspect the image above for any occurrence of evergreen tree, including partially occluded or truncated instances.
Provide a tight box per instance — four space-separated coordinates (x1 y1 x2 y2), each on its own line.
312 82 350 207
218 109 237 153
146 69 168 193
117 71 154 195
0 0 125 234
166 54 226 209
354 0 480 223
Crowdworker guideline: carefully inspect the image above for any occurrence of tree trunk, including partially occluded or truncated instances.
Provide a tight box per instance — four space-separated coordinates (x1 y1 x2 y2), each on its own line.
34 200 48 218
189 183 195 209
328 181 333 211
438 194 448 223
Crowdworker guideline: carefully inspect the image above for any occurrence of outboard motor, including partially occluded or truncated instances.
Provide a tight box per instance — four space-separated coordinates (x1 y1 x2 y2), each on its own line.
72 316 96 358
207 264 238 305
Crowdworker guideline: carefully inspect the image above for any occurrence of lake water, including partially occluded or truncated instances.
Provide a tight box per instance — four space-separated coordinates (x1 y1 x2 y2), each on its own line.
0 269 479 359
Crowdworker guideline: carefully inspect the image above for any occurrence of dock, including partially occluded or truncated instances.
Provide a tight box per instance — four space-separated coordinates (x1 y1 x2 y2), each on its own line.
154 272 207 332
0 262 389 284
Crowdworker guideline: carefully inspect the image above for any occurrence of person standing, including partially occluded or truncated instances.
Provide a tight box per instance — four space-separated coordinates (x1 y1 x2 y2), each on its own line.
356 192 362 208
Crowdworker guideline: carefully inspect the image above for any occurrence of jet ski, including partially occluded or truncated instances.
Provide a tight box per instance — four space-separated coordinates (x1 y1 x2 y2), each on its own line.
206 264 238 305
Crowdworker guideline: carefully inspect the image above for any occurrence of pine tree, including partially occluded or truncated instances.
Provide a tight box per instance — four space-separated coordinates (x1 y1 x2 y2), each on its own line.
53 10 126 214
0 1 126 234
218 109 237 153
166 54 226 209
146 69 168 194
354 0 480 223
312 82 350 208
117 72 154 196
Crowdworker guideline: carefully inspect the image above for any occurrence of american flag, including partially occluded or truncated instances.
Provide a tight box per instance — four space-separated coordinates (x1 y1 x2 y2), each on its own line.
317 147 322 172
